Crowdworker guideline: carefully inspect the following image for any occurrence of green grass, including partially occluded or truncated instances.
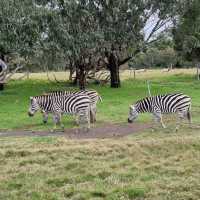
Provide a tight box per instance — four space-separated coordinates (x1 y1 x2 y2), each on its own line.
1 72 200 130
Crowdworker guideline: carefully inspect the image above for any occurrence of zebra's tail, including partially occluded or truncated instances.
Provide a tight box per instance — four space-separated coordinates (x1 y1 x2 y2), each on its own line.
98 95 103 102
187 104 192 123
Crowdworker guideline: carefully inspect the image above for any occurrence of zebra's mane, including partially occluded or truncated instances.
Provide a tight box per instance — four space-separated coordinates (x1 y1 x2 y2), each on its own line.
135 93 184 105
43 90 77 95
135 96 152 105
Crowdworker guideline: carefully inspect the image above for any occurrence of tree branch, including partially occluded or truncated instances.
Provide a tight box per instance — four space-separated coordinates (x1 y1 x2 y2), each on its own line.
4 64 23 82
145 19 162 43
119 56 132 66
145 18 171 43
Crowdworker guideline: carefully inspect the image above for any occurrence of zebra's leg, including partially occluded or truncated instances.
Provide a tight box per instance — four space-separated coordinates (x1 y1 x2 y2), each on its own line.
90 106 96 123
175 111 185 131
87 109 91 129
93 106 97 122
78 109 90 132
42 112 49 124
58 113 64 131
186 110 192 125
75 114 79 125
52 113 63 132
52 114 58 131
89 110 94 123
153 112 166 129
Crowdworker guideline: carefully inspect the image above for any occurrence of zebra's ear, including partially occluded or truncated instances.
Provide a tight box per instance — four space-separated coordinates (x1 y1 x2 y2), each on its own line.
130 105 135 110
30 97 33 100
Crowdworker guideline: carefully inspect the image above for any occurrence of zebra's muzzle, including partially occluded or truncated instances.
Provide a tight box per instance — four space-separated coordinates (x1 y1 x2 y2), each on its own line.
28 112 34 117
128 118 133 123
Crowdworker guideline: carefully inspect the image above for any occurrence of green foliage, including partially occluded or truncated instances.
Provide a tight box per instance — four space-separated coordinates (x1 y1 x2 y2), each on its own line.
173 0 200 61
129 47 177 68
0 0 180 73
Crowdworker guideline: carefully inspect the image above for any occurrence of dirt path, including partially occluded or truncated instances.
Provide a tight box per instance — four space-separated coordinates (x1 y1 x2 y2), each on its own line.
0 123 151 139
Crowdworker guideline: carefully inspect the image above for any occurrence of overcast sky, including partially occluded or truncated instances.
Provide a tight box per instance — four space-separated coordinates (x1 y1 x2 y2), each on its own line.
143 13 173 41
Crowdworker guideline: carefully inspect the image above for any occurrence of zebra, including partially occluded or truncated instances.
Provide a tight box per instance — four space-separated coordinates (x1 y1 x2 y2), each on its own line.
42 90 102 124
28 94 91 131
128 93 191 130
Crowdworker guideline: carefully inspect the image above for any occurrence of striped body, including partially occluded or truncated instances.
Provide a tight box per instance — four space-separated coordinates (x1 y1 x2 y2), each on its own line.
128 93 191 129
28 94 91 129
42 90 102 123
44 90 102 106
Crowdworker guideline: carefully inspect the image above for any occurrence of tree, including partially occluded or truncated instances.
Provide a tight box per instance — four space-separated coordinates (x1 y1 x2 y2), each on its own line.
53 0 179 88
0 0 47 89
0 0 180 89
173 0 200 65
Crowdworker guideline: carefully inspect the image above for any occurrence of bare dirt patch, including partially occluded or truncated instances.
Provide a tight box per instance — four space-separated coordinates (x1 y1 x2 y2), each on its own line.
0 123 151 139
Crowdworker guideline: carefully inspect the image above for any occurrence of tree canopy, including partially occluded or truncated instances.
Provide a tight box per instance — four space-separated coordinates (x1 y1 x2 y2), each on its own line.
173 0 200 62
0 0 187 88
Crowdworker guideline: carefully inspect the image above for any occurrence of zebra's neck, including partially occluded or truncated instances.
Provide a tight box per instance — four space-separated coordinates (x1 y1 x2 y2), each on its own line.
35 96 48 110
135 97 152 113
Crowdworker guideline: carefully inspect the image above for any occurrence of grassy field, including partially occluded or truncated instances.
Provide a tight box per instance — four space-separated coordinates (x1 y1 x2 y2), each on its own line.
1 69 200 130
1 131 200 200
12 68 197 81
1 69 200 200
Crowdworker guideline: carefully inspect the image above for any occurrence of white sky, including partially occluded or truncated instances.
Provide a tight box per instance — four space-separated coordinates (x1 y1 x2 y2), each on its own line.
143 13 173 41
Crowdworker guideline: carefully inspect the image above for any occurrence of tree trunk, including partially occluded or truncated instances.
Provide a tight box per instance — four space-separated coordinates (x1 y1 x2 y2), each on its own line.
69 67 73 82
108 52 120 88
68 59 74 82
72 67 78 85
78 64 86 90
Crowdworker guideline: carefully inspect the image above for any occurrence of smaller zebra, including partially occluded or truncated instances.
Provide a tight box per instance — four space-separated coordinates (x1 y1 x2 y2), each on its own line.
28 94 91 131
42 90 102 124
128 93 191 130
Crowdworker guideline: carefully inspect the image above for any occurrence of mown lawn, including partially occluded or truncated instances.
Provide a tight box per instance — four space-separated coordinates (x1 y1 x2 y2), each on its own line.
0 71 200 130
0 130 200 200
1 71 200 200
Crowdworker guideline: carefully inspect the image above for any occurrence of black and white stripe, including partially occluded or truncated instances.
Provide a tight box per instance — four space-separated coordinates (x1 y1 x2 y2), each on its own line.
28 94 91 129
42 90 102 123
128 93 191 129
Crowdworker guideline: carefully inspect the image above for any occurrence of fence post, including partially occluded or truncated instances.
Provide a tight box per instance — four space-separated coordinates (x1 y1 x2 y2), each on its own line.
134 69 136 79
196 64 199 81
147 80 151 97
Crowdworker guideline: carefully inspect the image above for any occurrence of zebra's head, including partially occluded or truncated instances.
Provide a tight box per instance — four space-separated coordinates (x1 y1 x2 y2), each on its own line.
128 105 138 123
28 97 40 117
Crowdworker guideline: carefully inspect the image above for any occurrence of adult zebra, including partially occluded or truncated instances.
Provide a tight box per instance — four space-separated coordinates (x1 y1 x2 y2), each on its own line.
42 90 102 124
28 94 91 131
128 93 191 130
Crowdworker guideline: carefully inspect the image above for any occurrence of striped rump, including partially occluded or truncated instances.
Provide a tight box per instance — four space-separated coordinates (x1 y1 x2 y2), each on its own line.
42 89 102 123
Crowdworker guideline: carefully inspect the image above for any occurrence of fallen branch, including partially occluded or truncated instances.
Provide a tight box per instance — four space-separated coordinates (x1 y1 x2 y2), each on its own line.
4 64 23 82
14 71 30 80
53 74 62 83
136 69 146 73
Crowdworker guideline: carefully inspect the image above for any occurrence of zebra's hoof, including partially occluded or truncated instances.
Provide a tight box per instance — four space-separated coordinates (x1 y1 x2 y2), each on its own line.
151 128 155 132
83 127 90 133
75 129 80 134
